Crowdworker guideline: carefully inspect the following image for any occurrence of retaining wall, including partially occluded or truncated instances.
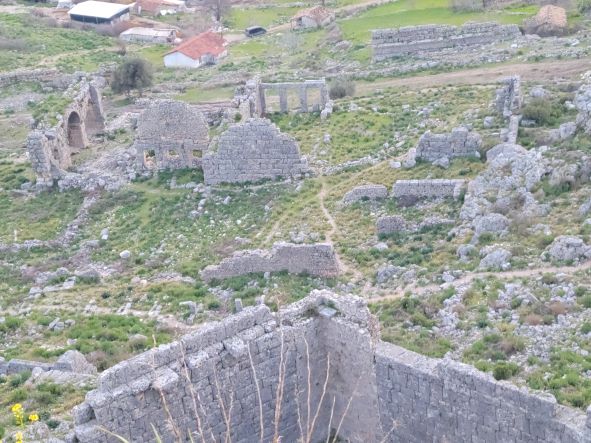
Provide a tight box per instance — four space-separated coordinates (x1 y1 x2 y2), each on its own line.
200 242 340 282
416 127 481 162
342 184 388 205
372 22 521 61
72 291 591 443
392 179 466 201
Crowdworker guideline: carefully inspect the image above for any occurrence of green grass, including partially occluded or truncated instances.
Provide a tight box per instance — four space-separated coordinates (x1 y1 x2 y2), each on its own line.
176 85 236 103
224 6 299 31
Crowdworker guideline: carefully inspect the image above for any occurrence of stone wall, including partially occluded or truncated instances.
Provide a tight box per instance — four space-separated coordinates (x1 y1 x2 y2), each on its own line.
202 119 308 185
495 76 522 143
72 291 591 443
372 22 521 61
415 127 481 162
26 77 105 186
392 179 466 202
200 242 340 282
0 68 80 90
133 100 209 171
342 184 388 205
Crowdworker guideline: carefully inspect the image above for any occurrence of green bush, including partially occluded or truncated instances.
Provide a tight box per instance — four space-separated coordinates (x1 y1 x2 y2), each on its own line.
328 77 355 99
580 295 591 308
493 362 520 380
522 98 561 126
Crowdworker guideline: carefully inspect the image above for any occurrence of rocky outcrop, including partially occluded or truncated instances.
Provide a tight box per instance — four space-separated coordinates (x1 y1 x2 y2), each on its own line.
545 236 591 262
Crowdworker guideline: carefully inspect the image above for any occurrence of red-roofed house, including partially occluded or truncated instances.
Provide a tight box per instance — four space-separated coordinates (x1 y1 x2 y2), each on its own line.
164 32 227 68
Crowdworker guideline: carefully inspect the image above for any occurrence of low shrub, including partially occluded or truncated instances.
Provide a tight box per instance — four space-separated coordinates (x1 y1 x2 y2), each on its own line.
493 362 520 380
328 77 355 99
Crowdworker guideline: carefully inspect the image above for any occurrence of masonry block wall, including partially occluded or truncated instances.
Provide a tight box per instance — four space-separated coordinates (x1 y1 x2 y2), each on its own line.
416 127 481 162
73 291 591 443
202 119 308 185
372 22 521 61
200 242 340 282
392 179 466 200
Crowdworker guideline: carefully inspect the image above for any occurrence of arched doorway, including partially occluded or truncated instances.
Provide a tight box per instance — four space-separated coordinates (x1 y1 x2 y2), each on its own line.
67 112 84 150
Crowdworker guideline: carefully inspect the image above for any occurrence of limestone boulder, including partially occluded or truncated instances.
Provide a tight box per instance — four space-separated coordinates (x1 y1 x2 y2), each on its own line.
479 247 512 271
545 236 591 262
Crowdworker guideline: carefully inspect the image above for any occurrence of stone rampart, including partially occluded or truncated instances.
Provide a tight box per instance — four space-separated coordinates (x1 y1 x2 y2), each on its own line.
416 127 481 162
200 242 340 281
72 290 591 443
342 184 388 205
202 119 308 185
0 68 79 89
372 22 521 61
392 179 466 201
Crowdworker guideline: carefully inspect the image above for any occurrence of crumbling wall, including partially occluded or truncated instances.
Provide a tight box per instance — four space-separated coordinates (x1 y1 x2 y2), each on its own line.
415 127 481 162
392 179 466 201
202 119 308 185
133 100 209 171
200 242 340 282
495 76 522 144
342 184 388 205
26 78 105 186
372 22 521 61
72 291 591 443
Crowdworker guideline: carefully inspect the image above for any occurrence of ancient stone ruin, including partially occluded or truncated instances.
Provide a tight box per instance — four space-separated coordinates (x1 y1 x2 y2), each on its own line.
235 77 329 117
495 76 522 143
202 119 308 185
134 100 209 171
371 22 521 62
392 179 466 204
27 78 105 186
342 184 388 205
72 291 591 442
415 126 481 162
200 242 339 281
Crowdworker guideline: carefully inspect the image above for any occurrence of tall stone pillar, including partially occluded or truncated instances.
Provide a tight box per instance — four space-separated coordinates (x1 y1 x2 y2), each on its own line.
279 88 288 113
299 86 308 113
257 85 266 117
320 84 328 108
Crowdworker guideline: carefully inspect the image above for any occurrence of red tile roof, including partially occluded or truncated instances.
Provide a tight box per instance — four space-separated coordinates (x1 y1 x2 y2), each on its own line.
166 32 226 61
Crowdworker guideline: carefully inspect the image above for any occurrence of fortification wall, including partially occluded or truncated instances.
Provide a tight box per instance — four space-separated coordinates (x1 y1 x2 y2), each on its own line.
202 119 308 185
416 127 481 162
392 179 466 201
0 68 81 89
72 291 591 443
200 242 340 282
342 184 388 205
372 22 521 61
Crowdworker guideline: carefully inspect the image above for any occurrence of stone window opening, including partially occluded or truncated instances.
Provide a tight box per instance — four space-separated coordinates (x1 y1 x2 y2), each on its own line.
192 150 202 158
144 149 156 169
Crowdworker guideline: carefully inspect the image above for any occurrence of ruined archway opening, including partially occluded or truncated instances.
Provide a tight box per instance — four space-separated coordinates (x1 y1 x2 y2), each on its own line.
67 112 84 150
143 149 156 170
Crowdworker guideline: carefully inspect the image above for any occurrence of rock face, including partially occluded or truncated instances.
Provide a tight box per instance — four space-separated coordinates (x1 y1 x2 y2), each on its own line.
134 100 209 171
72 291 591 443
575 73 591 135
200 242 340 281
376 215 407 235
545 236 591 262
524 5 568 37
342 184 388 205
479 247 512 270
371 22 521 61
472 213 510 237
460 143 546 222
202 119 309 185
415 127 481 162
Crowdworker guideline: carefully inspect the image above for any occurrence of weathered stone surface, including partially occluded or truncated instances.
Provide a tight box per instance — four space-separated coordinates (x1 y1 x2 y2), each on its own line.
479 247 512 270
372 22 521 61
415 126 481 162
392 179 466 202
376 215 406 235
545 236 591 262
524 5 568 37
472 213 510 237
495 76 522 119
134 100 209 171
203 119 308 185
342 184 388 204
200 242 340 281
72 290 591 443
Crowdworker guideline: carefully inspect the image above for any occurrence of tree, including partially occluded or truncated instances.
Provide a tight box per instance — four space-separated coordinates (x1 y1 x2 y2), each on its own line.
205 0 230 23
111 58 153 98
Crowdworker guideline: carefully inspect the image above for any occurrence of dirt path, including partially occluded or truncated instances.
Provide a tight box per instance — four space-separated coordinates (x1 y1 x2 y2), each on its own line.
356 58 591 95
370 260 591 303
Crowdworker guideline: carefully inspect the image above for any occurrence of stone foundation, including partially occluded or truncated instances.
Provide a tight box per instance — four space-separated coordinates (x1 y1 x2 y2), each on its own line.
392 179 466 201
342 184 388 205
72 291 591 443
416 127 481 162
200 242 340 282
372 22 521 62
202 119 308 185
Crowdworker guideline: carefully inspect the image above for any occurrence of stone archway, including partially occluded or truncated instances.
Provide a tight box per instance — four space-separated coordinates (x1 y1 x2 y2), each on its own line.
84 86 104 135
67 112 84 150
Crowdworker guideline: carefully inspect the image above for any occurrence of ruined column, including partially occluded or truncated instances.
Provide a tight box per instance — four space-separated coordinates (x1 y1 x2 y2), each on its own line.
257 84 266 117
299 86 308 113
279 88 288 113
320 83 328 108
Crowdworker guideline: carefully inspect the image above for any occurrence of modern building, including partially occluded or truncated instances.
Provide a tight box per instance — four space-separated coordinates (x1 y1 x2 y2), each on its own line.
68 1 131 25
163 31 227 69
120 27 177 44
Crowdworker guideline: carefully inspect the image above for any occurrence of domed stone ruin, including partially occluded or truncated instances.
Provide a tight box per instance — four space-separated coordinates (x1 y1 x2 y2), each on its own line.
72 291 591 442
133 100 210 171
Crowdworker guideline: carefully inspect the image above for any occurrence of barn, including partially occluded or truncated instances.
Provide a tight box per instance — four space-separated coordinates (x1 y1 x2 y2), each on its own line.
163 32 227 69
68 1 131 25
